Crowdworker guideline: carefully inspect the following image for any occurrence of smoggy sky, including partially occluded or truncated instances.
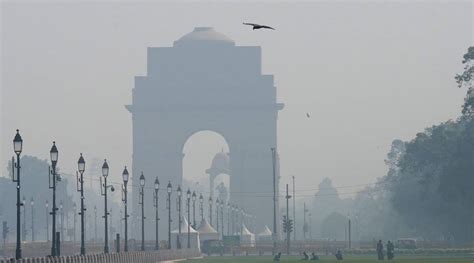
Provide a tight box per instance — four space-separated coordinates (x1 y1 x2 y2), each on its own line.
1 1 472 201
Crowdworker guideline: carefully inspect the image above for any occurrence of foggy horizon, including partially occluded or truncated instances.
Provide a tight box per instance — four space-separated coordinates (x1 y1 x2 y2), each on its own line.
1 1 472 198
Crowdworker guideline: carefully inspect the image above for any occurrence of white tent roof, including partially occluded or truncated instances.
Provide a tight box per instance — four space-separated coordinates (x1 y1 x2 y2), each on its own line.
172 216 198 234
197 218 218 234
241 224 254 236
258 225 272 236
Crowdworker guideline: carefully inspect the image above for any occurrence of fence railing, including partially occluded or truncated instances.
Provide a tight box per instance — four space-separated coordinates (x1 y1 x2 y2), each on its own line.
0 249 201 263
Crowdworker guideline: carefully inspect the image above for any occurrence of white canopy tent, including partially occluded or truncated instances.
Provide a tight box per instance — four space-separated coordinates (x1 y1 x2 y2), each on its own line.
240 224 255 247
197 218 219 242
257 225 273 242
171 216 200 249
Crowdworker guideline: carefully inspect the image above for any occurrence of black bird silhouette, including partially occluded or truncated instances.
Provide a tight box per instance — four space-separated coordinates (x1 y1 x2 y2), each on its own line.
306 113 310 118
243 22 275 30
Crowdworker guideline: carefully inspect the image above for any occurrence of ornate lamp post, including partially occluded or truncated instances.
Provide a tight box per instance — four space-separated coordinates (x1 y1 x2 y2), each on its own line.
186 189 191 249
176 186 182 249
100 159 114 253
208 196 213 226
192 191 196 228
77 153 86 255
121 166 129 252
12 129 23 259
227 203 230 236
220 200 224 239
139 172 145 251
154 177 160 250
216 198 220 236
199 194 204 221
30 198 34 242
49 141 59 256
166 182 172 249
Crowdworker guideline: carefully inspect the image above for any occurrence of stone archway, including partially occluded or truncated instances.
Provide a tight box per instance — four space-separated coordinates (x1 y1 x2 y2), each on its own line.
126 27 283 236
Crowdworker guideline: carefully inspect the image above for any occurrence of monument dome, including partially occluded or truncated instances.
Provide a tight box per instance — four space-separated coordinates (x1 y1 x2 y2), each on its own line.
174 27 235 46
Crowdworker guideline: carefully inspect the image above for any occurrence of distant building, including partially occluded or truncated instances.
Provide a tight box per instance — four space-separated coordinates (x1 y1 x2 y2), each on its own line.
126 27 283 238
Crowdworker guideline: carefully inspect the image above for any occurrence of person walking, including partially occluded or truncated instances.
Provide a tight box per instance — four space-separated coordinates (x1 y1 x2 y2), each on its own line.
387 240 394 260
376 240 384 260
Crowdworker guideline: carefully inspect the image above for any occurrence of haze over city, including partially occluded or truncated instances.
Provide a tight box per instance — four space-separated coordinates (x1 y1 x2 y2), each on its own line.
0 1 473 262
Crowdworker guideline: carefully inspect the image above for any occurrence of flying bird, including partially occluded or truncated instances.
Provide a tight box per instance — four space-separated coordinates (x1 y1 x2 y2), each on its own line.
243 22 275 30
306 113 311 118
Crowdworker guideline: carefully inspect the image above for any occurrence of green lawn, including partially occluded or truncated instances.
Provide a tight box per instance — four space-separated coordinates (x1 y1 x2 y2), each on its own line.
187 255 474 263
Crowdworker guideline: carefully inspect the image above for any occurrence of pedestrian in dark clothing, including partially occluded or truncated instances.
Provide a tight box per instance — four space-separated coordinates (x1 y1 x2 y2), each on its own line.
377 240 384 260
387 241 394 260
335 250 343 260
273 252 282 261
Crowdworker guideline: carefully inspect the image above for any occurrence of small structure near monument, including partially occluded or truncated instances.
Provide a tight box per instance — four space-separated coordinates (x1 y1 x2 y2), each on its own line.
240 224 256 247
171 216 200 249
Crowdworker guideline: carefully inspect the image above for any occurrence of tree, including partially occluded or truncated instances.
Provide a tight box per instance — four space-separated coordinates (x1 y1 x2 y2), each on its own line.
455 46 474 115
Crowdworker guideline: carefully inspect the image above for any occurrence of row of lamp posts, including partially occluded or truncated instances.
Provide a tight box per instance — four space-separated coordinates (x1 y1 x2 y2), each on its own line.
11 129 253 260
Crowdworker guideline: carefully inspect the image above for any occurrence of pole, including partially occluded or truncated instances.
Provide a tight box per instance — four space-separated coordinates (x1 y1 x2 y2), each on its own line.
51 165 57 256
31 201 34 242
285 184 290 255
271 148 277 255
124 184 128 252
303 202 307 240
104 177 109 254
187 197 190 249
192 199 196 228
177 194 181 249
292 175 296 241
15 154 21 259
79 170 86 255
348 219 351 249
140 186 145 251
168 192 171 249
155 188 159 250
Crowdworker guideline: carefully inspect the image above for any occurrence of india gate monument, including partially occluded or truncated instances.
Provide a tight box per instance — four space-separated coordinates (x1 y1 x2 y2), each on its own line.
126 27 283 238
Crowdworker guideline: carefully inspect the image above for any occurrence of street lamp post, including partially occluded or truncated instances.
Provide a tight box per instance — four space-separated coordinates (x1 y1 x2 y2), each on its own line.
154 177 160 250
227 203 230 236
220 200 224 239
208 196 213 226
30 198 34 242
167 182 172 249
186 189 191 249
192 191 196 228
100 160 114 254
121 166 129 252
139 172 145 251
199 194 204 221
12 129 23 260
46 201 49 242
49 141 59 256
176 186 182 249
77 153 86 255
215 198 219 236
